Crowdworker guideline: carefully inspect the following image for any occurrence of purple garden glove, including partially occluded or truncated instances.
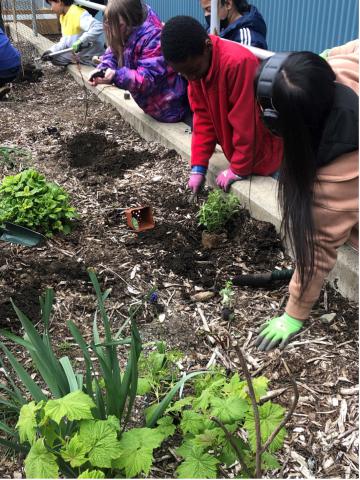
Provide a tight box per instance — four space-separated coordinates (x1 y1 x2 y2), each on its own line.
216 168 243 192
188 173 205 193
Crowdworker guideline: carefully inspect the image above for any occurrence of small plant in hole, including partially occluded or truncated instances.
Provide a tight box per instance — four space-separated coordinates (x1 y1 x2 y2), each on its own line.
219 280 235 321
0 169 77 236
198 189 240 233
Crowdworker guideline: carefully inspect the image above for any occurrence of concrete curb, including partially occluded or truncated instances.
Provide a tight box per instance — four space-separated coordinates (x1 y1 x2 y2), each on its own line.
12 23 358 302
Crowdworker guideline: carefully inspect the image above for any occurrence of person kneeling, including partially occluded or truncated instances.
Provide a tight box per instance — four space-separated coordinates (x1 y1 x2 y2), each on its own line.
42 0 105 66
161 16 282 193
88 0 189 124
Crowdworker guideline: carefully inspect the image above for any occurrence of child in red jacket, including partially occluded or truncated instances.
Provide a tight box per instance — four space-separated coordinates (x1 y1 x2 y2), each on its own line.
161 16 282 192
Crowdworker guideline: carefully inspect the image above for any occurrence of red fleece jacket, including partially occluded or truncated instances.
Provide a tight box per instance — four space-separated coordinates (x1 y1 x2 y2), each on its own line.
188 36 283 176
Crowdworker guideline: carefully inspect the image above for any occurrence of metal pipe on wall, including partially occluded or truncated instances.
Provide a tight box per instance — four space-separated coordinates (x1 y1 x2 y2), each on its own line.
210 0 219 35
74 0 106 12
30 0 38 36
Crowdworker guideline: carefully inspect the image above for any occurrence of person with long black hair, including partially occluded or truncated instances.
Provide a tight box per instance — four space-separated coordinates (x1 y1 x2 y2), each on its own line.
255 40 359 351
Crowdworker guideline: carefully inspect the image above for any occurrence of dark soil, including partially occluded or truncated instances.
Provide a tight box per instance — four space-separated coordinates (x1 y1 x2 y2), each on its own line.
0 64 358 479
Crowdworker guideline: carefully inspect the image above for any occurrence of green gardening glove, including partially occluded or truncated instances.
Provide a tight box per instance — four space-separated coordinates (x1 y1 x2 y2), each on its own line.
255 313 304 351
72 40 82 53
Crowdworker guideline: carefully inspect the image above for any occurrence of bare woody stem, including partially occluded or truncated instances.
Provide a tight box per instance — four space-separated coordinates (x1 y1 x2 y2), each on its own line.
260 359 299 454
235 344 262 478
211 416 252 478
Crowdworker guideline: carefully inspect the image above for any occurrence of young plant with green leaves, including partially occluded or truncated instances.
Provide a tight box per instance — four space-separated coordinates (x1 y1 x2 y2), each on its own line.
219 280 235 321
198 189 240 233
14 390 175 478
161 371 286 478
0 168 77 236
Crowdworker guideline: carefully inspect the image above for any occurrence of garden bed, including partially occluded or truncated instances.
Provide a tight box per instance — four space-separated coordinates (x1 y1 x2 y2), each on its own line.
0 65 358 478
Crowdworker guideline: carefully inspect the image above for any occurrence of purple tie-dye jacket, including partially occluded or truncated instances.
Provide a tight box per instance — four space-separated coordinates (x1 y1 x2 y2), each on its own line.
98 5 188 123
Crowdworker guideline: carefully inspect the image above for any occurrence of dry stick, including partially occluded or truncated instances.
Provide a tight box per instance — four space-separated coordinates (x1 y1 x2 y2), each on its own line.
211 416 252 478
260 359 299 454
235 344 262 478
75 61 89 132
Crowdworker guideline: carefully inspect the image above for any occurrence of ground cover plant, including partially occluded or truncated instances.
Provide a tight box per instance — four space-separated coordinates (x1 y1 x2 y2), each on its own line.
0 64 358 478
0 168 77 236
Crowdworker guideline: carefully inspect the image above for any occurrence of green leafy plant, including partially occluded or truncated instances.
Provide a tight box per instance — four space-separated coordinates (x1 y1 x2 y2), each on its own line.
162 371 286 478
198 189 240 233
13 390 173 478
0 168 77 236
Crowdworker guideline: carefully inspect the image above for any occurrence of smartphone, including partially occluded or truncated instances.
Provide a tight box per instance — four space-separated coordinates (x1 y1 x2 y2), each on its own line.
90 70 106 81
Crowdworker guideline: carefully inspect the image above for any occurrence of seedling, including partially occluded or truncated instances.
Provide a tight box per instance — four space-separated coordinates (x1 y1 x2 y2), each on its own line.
219 280 235 321
198 189 240 233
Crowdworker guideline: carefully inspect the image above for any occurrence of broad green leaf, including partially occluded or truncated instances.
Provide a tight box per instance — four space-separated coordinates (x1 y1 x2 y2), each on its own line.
193 388 213 411
180 410 206 435
16 401 39 445
79 419 121 468
241 377 269 402
137 377 152 395
176 447 219 478
39 421 58 448
156 416 176 439
176 437 198 459
165 396 194 413
244 401 286 452
223 373 247 397
112 427 164 477
192 429 219 449
106 415 120 432
60 434 89 468
24 438 59 479
262 451 281 470
78 469 105 479
218 440 237 467
218 437 250 467
45 390 95 424
210 396 248 423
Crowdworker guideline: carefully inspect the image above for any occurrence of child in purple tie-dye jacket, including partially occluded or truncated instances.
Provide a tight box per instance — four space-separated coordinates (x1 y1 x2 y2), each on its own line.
88 0 189 123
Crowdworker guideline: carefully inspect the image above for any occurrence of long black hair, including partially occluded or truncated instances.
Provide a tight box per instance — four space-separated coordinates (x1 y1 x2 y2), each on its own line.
271 52 336 294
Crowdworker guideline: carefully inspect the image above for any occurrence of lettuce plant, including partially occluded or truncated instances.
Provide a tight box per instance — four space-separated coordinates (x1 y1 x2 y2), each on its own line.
0 169 77 236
